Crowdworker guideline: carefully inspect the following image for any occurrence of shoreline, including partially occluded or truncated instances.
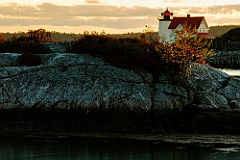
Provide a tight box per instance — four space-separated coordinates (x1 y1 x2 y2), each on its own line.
1 131 240 148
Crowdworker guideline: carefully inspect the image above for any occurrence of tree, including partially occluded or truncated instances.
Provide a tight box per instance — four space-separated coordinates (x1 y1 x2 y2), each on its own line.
158 22 212 71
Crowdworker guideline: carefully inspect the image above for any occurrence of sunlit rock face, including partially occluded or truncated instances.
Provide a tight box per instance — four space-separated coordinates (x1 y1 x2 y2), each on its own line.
0 53 152 111
179 63 234 111
0 53 240 112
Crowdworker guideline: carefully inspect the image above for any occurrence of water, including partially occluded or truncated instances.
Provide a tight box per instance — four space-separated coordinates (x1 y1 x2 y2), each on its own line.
1 136 240 160
220 69 240 76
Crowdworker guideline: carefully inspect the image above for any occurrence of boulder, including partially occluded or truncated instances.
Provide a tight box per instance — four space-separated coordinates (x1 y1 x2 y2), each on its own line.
153 84 189 113
220 77 240 101
1 53 240 112
0 53 21 66
0 53 240 134
0 53 153 112
194 91 229 110
182 63 230 92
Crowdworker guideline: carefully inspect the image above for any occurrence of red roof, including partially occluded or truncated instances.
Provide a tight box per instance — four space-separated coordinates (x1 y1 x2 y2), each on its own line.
197 33 215 38
168 15 204 29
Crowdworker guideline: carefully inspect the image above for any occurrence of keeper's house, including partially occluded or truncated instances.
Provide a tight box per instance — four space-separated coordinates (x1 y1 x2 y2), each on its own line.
157 8 214 43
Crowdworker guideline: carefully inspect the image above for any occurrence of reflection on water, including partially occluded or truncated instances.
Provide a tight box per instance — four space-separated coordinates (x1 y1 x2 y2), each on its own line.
0 136 240 160
220 69 240 76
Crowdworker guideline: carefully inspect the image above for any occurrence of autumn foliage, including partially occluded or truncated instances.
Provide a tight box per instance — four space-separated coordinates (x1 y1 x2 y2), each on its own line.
67 26 212 81
157 23 212 71
0 34 6 43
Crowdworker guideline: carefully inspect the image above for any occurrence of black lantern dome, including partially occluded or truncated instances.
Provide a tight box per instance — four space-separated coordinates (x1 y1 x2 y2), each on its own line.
160 8 173 21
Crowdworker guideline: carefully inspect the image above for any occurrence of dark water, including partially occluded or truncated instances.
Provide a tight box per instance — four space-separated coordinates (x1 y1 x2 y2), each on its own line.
0 136 240 160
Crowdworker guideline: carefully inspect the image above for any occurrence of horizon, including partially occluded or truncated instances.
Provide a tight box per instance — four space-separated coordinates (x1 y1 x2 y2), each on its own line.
0 0 240 34
1 24 240 35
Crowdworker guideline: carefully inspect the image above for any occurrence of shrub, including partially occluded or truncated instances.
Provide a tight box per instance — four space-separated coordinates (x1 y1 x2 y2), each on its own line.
67 27 212 83
157 23 212 71
16 52 42 66
0 34 6 42
66 32 163 80
0 36 50 54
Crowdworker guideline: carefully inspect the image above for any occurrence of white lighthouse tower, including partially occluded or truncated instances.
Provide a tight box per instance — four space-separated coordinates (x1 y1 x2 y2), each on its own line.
157 8 173 43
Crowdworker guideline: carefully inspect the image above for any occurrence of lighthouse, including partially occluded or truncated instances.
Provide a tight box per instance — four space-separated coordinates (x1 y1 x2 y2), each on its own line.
157 8 173 43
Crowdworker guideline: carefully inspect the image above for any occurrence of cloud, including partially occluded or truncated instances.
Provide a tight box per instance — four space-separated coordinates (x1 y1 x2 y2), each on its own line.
163 0 204 2
0 3 161 29
163 0 186 2
0 3 160 17
85 0 102 4
186 5 240 14
0 2 239 32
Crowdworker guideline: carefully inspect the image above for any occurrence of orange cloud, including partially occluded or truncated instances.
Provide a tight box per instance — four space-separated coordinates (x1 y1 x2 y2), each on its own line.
0 3 239 33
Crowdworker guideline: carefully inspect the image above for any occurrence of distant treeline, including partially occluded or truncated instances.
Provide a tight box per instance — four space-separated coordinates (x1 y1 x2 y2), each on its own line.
1 31 83 42
208 25 240 37
0 25 239 42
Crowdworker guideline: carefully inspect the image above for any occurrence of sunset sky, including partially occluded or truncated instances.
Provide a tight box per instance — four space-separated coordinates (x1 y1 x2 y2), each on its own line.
0 0 239 34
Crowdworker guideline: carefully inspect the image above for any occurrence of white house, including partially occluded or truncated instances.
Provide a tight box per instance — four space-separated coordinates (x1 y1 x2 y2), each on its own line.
158 8 214 43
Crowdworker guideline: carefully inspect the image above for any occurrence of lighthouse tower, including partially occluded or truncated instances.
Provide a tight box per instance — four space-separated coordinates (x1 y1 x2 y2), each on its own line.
157 8 173 43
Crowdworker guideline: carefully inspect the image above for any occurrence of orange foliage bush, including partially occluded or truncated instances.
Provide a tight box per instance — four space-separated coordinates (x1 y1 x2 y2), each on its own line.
67 26 212 82
157 23 212 70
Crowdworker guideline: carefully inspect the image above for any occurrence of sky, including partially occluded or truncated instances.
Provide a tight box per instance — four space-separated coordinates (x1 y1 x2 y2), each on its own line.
0 0 239 34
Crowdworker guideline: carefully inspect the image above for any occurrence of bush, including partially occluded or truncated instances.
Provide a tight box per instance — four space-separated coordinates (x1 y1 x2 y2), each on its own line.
66 32 164 81
17 52 42 66
146 23 212 84
67 27 212 83
0 36 50 54
156 23 212 75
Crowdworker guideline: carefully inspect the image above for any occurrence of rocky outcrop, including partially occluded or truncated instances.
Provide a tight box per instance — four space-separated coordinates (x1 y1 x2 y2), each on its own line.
0 53 240 134
180 63 234 110
1 53 152 110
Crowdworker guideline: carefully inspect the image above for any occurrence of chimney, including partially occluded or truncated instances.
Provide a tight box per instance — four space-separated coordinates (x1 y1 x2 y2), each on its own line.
187 14 190 18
